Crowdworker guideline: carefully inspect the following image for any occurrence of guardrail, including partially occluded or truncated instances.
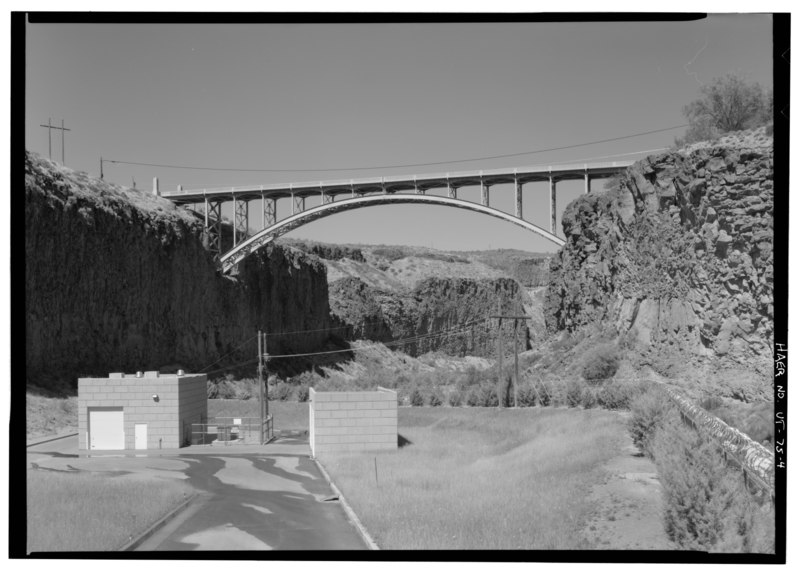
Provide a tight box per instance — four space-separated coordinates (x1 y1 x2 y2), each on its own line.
190 415 273 445
659 384 775 499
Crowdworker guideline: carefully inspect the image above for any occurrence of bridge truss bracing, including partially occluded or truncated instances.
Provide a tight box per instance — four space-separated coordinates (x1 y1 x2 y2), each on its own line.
233 198 249 246
164 160 633 269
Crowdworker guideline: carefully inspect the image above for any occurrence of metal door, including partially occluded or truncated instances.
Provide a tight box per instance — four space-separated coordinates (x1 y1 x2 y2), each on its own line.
134 423 148 450
89 407 125 450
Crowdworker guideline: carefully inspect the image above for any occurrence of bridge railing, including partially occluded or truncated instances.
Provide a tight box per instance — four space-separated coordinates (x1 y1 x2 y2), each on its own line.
162 160 635 197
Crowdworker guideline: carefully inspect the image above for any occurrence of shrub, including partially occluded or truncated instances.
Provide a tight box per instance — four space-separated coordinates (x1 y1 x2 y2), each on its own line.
296 384 310 403
465 387 482 407
580 385 600 409
274 382 294 401
699 396 724 411
676 73 772 146
581 344 620 382
628 387 673 457
410 388 425 407
565 380 584 408
479 384 499 407
447 390 464 407
459 366 485 391
428 390 443 407
651 417 775 552
207 380 220 399
516 382 538 407
597 379 643 410
536 380 553 407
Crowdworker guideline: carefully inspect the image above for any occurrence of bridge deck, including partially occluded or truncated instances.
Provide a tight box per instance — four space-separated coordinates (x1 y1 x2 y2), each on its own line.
162 160 634 203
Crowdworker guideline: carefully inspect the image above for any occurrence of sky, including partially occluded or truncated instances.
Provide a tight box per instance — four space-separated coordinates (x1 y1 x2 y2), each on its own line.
25 14 774 253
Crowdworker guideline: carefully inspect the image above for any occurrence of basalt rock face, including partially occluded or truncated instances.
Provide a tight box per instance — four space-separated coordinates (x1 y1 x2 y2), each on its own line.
329 276 529 358
25 152 335 390
545 129 774 397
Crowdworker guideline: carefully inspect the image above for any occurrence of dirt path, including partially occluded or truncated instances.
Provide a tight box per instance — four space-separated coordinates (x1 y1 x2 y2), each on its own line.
581 415 674 550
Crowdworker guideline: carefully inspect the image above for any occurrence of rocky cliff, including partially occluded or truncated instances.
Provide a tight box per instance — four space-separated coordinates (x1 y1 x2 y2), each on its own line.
25 152 337 390
545 127 774 398
329 276 529 358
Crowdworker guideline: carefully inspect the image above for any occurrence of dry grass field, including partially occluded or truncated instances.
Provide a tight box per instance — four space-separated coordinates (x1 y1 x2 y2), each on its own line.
320 406 627 549
26 470 190 553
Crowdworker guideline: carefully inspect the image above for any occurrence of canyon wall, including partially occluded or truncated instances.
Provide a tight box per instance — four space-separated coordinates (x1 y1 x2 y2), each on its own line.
25 152 336 390
329 276 529 357
545 128 774 397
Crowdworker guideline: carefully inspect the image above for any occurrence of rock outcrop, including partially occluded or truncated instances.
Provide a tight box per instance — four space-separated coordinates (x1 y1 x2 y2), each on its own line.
25 152 337 390
545 128 773 397
329 276 529 358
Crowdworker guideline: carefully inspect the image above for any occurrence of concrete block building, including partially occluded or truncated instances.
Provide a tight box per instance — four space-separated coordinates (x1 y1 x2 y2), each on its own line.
78 371 207 450
309 387 398 456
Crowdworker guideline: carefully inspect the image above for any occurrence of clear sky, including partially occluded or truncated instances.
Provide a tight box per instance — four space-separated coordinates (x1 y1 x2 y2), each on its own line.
25 15 774 252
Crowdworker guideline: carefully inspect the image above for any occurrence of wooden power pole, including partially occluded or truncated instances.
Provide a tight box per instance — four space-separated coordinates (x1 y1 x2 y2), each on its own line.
490 310 530 408
39 118 70 163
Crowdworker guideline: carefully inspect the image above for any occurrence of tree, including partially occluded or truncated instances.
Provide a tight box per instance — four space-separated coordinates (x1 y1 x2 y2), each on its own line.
677 74 771 146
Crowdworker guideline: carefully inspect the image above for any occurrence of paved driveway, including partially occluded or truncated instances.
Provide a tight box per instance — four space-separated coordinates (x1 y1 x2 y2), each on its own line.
27 435 366 551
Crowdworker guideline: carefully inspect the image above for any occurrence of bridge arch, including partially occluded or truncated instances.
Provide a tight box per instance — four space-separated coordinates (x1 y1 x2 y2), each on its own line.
219 193 565 273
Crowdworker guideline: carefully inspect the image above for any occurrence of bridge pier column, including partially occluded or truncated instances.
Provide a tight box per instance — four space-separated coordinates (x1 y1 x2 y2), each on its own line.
261 193 276 228
481 181 489 206
234 198 249 246
549 176 557 235
585 172 591 195
204 197 223 257
292 193 305 215
515 179 523 219
448 186 457 199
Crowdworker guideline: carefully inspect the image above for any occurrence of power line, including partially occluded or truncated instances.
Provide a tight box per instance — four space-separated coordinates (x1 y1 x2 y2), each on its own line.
198 333 259 374
103 124 688 174
267 321 486 359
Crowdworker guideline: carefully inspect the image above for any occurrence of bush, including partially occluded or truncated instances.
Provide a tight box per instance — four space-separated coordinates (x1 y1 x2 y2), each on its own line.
479 384 499 407
410 388 425 407
677 73 772 146
516 382 538 407
207 380 220 399
274 382 294 402
597 379 643 410
428 390 443 407
565 380 584 408
447 390 463 407
536 380 553 407
628 387 673 457
581 344 620 382
296 383 310 403
651 418 775 552
580 385 600 409
465 387 482 407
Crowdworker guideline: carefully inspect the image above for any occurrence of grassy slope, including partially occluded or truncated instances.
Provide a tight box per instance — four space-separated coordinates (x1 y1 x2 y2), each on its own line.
320 406 626 549
26 393 78 441
27 470 190 552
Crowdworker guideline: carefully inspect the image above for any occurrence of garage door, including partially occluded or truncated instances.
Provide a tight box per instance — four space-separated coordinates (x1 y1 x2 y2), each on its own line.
89 407 125 450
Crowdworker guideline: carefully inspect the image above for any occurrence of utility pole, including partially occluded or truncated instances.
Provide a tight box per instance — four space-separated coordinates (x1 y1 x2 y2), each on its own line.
39 118 70 163
100 157 104 179
490 309 530 408
258 330 264 444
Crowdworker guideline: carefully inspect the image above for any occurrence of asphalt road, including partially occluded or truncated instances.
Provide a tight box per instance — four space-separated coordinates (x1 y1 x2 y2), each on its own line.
27 435 367 551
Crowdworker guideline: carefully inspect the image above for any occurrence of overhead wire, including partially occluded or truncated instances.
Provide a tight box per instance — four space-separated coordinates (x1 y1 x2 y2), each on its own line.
202 318 487 371
103 124 688 174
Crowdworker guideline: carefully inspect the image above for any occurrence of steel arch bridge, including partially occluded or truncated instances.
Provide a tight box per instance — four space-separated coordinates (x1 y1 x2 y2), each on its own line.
220 194 563 273
160 160 633 273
